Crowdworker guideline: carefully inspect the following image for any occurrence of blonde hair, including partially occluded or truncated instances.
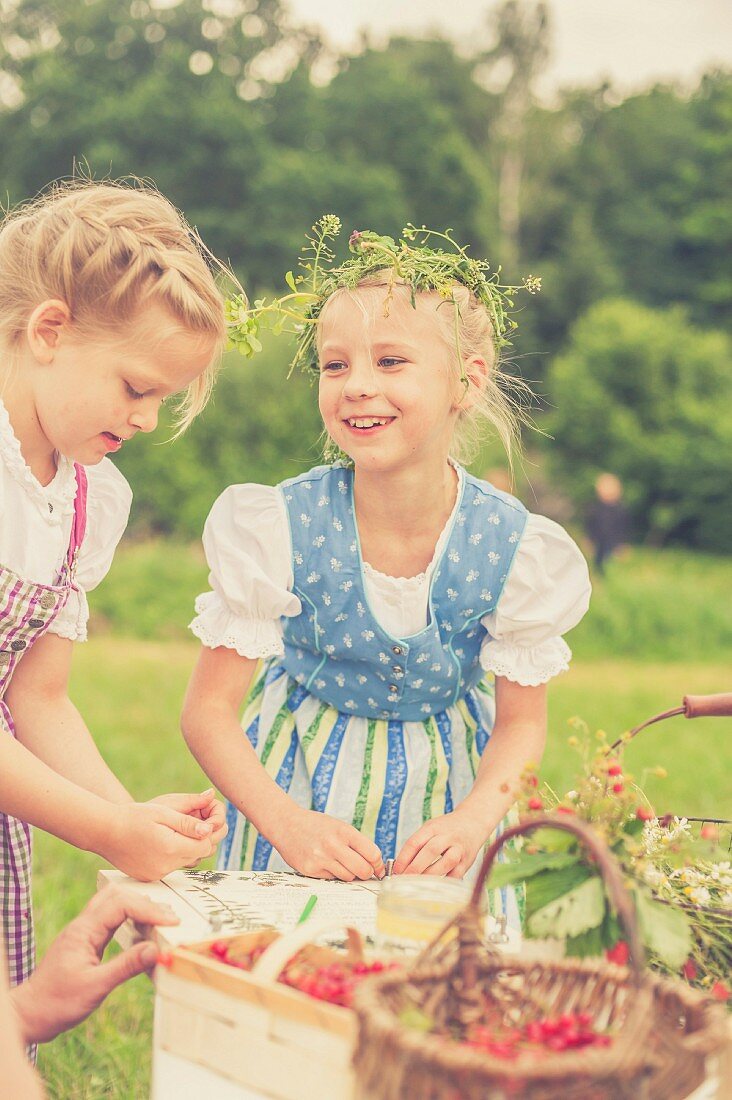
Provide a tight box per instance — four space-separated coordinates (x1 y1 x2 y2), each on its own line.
0 179 229 432
318 277 531 469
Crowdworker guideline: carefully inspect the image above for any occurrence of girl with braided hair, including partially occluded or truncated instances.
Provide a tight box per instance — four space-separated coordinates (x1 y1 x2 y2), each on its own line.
183 222 591 923
0 180 229 995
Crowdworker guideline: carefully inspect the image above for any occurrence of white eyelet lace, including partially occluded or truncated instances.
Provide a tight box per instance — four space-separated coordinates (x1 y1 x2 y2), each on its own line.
480 637 572 686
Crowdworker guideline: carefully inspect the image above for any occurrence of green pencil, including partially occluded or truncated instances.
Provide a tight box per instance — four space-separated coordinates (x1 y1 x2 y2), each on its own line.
297 893 318 924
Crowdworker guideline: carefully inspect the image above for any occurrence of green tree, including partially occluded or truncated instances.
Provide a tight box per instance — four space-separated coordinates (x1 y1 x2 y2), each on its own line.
0 0 325 283
319 39 497 251
521 73 732 360
546 298 732 551
473 0 550 275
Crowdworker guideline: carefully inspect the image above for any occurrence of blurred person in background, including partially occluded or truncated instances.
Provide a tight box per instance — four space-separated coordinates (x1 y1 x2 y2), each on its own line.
586 472 630 574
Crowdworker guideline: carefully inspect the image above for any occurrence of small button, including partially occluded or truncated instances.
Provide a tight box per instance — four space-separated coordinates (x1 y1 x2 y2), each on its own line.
392 666 404 678
28 618 45 629
11 639 27 652
40 592 56 609
391 645 403 655
388 683 399 693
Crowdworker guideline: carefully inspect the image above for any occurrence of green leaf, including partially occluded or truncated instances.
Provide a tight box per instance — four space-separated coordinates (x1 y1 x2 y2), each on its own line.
526 863 594 917
565 922 606 957
398 1006 433 1033
531 827 577 853
488 851 580 890
623 816 645 837
285 270 297 292
528 876 605 939
634 888 692 969
566 905 621 957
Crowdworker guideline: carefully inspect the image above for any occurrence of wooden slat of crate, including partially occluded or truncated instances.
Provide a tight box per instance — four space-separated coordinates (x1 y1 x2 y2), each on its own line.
166 944 356 1040
156 969 355 1099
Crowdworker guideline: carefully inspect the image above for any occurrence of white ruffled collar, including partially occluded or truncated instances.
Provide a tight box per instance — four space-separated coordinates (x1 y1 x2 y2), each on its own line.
0 396 77 522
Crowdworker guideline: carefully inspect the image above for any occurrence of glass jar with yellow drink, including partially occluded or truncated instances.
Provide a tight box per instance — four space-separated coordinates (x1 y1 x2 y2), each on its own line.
376 875 473 956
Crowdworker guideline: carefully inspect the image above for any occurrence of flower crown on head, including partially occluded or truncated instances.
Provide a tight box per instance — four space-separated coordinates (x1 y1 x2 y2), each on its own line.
225 215 541 374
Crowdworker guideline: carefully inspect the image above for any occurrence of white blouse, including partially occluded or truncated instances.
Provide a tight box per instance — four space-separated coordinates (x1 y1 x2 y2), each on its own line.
0 397 132 642
191 471 592 687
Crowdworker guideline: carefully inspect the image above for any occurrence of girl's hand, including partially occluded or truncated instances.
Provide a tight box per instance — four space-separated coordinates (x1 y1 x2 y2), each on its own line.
394 809 487 879
273 808 385 881
101 802 217 881
148 789 228 846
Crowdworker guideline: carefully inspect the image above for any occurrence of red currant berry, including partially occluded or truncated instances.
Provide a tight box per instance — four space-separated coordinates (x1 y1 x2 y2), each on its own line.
682 959 697 981
606 941 630 966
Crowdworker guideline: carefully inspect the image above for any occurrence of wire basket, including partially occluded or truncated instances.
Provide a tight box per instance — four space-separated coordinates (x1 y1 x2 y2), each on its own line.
352 814 728 1100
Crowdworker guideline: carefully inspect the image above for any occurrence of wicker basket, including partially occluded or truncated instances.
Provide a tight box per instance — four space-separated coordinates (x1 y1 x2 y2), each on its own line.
352 814 728 1100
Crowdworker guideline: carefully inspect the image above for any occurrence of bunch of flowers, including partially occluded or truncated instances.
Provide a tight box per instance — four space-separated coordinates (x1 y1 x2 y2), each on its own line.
490 719 731 1004
225 214 541 373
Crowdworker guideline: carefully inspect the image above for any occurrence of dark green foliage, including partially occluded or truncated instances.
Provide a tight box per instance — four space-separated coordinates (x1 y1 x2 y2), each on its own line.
546 298 732 551
1 2 730 547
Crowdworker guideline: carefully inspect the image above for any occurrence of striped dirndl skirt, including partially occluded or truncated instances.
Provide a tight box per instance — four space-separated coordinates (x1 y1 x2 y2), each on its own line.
218 660 523 929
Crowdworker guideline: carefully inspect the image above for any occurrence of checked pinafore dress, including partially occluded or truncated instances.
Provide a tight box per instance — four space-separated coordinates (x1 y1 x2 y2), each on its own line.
0 463 87 988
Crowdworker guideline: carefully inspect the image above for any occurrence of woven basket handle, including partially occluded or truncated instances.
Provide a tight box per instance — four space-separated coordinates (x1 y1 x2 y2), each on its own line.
469 814 645 985
611 692 732 750
250 918 364 983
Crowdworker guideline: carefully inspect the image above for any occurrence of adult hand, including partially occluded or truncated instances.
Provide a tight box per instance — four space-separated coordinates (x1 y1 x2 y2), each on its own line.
274 808 384 881
101 801 216 880
394 808 487 879
149 788 228 846
11 885 179 1045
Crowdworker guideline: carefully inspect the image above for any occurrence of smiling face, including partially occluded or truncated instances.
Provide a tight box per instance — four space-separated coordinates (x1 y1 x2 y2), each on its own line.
28 302 216 466
317 286 464 475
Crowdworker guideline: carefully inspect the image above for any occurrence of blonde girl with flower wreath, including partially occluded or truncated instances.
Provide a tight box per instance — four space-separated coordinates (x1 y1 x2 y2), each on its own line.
0 180 229 995
183 222 590 920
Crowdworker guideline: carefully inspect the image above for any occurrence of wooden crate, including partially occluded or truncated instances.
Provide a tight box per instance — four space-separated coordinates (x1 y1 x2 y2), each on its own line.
154 928 361 1100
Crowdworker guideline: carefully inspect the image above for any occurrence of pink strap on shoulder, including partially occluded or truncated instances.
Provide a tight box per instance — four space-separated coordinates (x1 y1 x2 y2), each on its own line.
69 463 89 558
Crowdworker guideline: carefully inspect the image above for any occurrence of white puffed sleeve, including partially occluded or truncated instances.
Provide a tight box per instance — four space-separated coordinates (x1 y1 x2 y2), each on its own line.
479 514 591 686
50 459 133 642
189 484 301 658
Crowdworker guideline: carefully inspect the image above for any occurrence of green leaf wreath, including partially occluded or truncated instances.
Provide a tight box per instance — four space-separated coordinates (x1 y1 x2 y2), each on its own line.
225 215 541 374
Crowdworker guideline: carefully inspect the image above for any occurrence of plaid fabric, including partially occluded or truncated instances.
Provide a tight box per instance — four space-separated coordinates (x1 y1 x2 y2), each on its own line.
0 465 87 994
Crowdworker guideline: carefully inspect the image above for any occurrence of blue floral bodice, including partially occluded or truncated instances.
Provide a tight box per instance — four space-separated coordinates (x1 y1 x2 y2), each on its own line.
279 465 528 720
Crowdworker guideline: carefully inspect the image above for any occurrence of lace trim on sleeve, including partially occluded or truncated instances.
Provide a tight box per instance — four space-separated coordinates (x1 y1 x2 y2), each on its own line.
480 636 572 686
189 591 284 659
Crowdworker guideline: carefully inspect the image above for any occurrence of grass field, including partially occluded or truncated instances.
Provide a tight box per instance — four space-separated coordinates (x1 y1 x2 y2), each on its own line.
34 637 732 1098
